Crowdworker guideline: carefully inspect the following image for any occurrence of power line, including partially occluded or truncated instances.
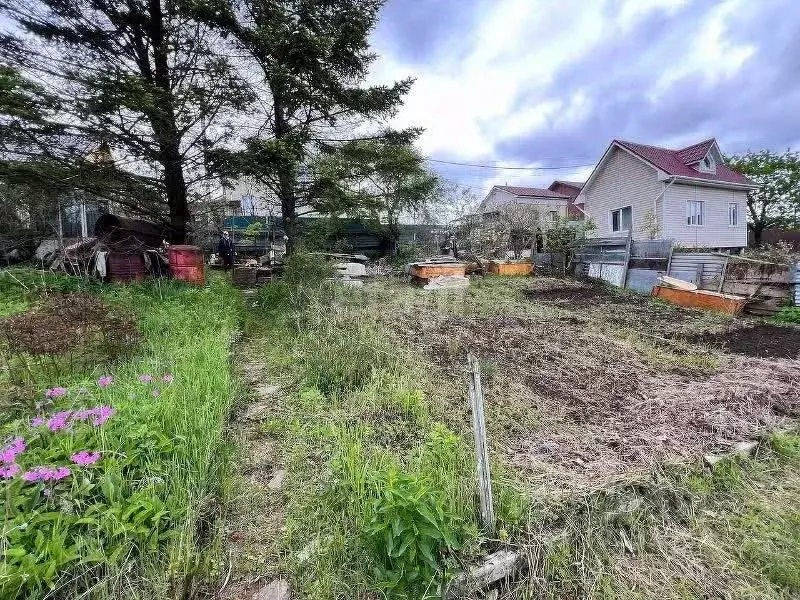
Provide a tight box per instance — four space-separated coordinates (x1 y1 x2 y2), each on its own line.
425 157 595 171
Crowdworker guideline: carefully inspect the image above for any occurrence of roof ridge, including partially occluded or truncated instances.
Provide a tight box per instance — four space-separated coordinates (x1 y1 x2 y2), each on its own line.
677 138 716 153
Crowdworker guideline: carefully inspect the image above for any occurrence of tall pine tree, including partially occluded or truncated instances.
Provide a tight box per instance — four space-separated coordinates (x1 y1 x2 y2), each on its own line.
193 0 414 253
2 0 250 241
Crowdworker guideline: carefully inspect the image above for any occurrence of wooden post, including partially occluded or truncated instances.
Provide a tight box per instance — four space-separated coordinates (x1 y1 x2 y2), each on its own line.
621 230 633 289
467 353 495 535
717 256 730 293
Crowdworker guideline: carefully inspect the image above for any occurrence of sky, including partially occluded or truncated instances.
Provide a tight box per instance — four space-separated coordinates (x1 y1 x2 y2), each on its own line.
369 0 800 198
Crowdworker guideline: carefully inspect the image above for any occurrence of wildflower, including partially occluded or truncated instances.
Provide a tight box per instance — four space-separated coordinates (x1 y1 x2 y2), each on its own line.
31 417 44 428
138 374 153 383
1 437 25 464
70 451 101 466
92 406 115 426
97 375 114 388
21 466 71 482
43 488 52 497
162 374 174 384
47 411 72 432
152 389 160 398
46 387 68 398
78 387 88 395
0 464 20 479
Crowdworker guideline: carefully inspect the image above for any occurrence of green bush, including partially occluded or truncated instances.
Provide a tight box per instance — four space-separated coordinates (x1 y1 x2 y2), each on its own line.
363 467 464 598
282 250 335 286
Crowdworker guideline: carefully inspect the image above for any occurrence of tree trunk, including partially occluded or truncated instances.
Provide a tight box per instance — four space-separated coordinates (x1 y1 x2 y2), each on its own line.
148 0 189 243
749 223 764 247
272 93 298 255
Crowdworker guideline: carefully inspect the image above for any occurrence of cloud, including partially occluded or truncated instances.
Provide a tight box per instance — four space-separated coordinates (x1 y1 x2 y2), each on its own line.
370 0 800 195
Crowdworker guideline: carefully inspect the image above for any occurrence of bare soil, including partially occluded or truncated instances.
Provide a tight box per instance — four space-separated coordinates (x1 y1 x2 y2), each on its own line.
687 324 800 359
377 277 800 490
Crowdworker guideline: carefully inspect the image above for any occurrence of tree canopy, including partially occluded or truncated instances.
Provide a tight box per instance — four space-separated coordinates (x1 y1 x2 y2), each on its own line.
727 149 800 246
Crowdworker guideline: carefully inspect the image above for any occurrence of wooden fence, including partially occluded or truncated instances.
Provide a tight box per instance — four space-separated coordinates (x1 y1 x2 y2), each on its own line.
576 236 800 315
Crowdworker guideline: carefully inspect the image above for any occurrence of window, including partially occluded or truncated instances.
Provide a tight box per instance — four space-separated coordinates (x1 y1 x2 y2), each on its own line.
549 210 559 221
686 200 705 226
728 202 739 227
699 155 716 173
611 206 632 232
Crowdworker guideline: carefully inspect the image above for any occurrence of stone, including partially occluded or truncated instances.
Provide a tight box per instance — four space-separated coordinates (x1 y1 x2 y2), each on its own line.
253 578 290 600
267 469 287 491
334 262 367 277
423 275 469 290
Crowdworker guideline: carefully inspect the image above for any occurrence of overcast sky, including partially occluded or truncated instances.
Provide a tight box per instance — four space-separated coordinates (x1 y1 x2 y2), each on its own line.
369 0 800 195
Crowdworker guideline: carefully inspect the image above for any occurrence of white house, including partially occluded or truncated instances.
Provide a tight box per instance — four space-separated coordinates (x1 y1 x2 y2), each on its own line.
576 138 757 249
478 185 570 222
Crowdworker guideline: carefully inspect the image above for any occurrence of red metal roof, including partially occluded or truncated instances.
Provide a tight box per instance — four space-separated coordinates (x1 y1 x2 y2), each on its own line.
614 138 753 186
495 185 569 199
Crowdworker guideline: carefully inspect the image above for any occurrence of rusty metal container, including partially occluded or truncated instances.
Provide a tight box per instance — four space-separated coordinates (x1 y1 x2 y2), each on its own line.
169 245 205 285
486 261 534 276
107 253 145 283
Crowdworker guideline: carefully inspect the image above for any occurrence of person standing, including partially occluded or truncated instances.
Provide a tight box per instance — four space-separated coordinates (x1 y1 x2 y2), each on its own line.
218 231 235 271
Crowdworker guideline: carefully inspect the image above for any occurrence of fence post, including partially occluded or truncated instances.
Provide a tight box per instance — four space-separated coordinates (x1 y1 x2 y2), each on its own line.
467 353 495 536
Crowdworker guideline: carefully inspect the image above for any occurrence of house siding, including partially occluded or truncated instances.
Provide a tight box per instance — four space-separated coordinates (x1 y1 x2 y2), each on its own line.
662 184 747 248
480 188 568 220
581 147 663 238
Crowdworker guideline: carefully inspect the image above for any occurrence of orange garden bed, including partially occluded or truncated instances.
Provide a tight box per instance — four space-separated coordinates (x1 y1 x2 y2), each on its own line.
652 285 746 314
486 261 534 276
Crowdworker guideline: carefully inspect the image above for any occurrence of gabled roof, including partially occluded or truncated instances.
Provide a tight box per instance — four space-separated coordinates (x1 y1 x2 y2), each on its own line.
548 180 584 191
614 138 753 186
494 185 569 199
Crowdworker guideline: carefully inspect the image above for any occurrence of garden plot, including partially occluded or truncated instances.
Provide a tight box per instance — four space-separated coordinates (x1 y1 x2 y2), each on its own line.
373 277 800 491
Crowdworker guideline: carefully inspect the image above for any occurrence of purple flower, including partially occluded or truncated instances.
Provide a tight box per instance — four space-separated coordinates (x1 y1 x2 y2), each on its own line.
31 417 44 428
1 437 25 464
162 374 174 384
97 375 114 388
138 374 153 383
21 466 71 483
152 389 160 398
92 406 115 426
47 411 72 432
46 387 68 398
70 451 101 466
0 464 20 479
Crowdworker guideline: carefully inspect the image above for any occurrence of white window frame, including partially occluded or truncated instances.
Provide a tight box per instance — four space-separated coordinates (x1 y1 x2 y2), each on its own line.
549 210 559 222
728 202 739 227
686 199 705 227
610 206 632 233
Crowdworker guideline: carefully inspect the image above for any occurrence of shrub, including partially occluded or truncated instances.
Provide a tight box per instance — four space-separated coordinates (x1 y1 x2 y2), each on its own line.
363 467 464 598
774 306 800 325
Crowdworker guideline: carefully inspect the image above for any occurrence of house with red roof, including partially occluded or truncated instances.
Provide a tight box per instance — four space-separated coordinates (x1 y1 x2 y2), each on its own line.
548 180 585 220
478 185 572 223
576 138 758 249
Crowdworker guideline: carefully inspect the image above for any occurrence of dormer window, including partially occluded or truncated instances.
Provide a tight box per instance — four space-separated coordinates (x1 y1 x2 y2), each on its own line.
698 155 716 173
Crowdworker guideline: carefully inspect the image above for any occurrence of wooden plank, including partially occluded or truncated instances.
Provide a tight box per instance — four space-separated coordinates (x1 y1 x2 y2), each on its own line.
468 353 495 535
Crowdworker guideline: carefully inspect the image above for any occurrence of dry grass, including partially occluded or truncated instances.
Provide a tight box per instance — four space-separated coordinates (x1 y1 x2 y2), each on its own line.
360 276 800 492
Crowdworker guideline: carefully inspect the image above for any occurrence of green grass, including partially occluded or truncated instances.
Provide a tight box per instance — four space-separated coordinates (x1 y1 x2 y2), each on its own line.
242 278 531 598
0 269 242 599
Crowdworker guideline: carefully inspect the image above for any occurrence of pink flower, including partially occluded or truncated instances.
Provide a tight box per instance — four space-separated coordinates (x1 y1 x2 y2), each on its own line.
0 464 20 479
1 437 25 464
21 466 71 482
31 417 44 428
70 451 101 466
92 406 115 426
47 411 72 432
162 374 174 384
97 375 114 388
46 387 68 398
138 374 153 383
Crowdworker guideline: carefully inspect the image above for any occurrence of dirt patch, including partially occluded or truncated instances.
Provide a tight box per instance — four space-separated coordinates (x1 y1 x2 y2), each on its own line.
380 282 800 491
688 324 800 359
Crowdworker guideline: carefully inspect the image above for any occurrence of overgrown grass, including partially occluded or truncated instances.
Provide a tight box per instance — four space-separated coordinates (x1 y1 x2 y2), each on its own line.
0 268 241 599
245 273 529 598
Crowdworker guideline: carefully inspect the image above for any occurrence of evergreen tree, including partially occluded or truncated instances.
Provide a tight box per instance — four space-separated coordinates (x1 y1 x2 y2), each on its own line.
2 1 249 241
195 0 414 253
